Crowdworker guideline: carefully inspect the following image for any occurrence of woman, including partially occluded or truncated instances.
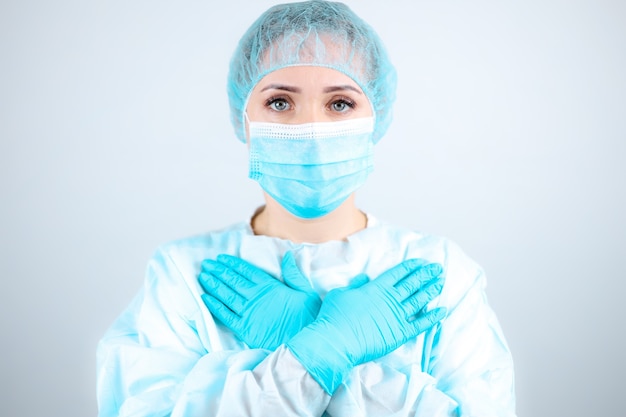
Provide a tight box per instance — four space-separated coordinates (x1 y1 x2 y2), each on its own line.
97 1 516 416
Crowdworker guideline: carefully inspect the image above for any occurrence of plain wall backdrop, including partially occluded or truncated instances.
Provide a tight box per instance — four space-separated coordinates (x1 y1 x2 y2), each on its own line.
1 0 625 416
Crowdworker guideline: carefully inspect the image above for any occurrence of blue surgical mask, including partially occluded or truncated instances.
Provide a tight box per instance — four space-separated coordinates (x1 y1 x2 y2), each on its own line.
247 117 375 219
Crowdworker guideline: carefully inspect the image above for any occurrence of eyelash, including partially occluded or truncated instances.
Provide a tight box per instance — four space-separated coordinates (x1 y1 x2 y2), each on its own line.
264 96 357 113
330 96 356 112
265 96 291 111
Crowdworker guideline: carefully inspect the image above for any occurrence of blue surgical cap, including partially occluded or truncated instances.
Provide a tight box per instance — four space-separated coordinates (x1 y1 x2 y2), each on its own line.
227 0 397 144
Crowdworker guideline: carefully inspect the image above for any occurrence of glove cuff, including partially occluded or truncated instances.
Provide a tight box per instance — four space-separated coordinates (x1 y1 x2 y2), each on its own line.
286 323 352 395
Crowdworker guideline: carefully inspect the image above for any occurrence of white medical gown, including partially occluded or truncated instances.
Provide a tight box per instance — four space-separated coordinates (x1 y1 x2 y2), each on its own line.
97 215 516 416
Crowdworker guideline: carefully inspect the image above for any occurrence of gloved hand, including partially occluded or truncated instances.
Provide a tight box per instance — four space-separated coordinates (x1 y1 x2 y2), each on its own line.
286 258 447 395
198 251 322 351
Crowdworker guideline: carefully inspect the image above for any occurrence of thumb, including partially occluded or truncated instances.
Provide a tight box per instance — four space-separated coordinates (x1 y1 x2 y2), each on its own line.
347 273 370 289
281 251 313 292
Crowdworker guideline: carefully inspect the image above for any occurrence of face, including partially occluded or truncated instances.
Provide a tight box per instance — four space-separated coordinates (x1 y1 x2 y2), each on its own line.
245 66 373 135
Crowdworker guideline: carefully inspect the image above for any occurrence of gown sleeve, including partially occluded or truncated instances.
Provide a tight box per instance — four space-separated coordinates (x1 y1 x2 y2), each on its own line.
323 239 517 417
96 246 331 417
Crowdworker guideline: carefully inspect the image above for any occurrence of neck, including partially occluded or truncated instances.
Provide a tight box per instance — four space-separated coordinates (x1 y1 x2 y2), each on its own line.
251 194 367 243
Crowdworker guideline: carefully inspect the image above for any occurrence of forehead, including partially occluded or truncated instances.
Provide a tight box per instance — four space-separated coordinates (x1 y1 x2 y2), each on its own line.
252 66 363 93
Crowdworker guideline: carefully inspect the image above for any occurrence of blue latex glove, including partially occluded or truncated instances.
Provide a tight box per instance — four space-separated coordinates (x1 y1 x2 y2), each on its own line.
198 251 322 351
286 259 447 394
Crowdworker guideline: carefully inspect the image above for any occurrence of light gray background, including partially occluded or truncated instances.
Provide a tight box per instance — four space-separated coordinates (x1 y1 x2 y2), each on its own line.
1 0 624 416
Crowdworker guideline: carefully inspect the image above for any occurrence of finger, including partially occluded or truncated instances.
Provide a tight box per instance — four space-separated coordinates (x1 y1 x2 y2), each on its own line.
375 258 430 287
202 259 257 298
347 273 370 289
201 293 242 331
281 251 313 292
198 272 247 316
402 277 445 318
408 307 447 335
215 254 272 286
394 263 443 299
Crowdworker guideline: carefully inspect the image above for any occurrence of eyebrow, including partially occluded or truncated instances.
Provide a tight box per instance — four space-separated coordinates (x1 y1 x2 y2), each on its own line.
259 84 363 94
260 84 301 93
322 85 363 95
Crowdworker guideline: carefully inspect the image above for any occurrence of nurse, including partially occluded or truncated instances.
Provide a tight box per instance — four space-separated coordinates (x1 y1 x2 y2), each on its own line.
97 1 517 416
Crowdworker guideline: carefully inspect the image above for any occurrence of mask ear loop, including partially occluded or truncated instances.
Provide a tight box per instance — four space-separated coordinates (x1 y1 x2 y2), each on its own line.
244 112 251 145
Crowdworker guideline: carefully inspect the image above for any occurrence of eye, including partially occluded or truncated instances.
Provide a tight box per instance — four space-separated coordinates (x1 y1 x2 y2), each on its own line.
330 98 356 113
266 97 291 112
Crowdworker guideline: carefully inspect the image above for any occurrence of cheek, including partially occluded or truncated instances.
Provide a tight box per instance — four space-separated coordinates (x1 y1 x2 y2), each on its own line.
246 88 268 120
359 97 374 118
